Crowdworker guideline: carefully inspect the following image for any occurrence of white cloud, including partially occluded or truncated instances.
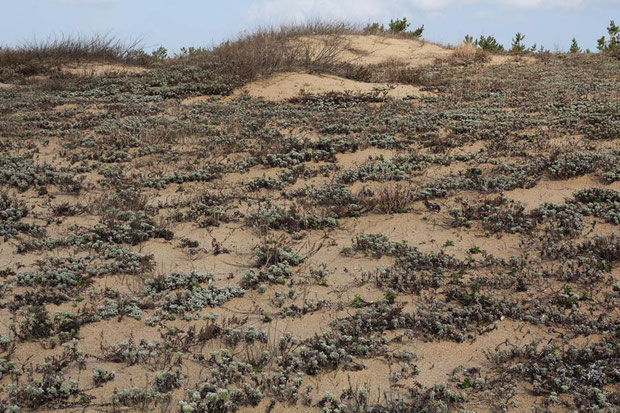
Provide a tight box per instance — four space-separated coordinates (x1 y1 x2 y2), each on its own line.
248 0 589 22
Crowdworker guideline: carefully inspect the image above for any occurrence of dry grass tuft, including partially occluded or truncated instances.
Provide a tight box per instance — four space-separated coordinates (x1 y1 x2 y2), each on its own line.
188 21 363 83
445 42 490 65
360 184 416 214
0 34 146 81
453 42 478 60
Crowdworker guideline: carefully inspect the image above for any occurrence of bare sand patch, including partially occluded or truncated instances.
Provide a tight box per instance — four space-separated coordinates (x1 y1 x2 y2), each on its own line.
296 34 452 67
61 62 148 75
505 175 620 210
297 34 530 67
232 71 432 101
53 103 78 110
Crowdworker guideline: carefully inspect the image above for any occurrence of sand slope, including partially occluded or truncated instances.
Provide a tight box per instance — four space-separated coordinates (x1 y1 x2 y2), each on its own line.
294 34 453 67
232 71 432 101
222 35 523 102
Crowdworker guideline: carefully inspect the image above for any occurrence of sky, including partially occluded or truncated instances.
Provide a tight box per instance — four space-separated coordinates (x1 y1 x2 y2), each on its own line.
1 0 618 52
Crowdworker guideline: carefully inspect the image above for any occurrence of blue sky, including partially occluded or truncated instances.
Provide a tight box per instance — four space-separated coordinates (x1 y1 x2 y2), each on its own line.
1 0 618 52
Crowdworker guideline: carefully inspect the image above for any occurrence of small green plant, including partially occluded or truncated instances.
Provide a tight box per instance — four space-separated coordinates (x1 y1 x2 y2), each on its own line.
556 285 582 308
352 294 362 307
451 269 465 285
383 289 397 304
92 367 115 385
444 240 454 247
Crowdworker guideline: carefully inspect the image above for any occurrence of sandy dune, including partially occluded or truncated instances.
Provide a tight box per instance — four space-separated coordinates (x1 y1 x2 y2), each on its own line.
298 34 453 66
232 71 432 101
222 35 528 102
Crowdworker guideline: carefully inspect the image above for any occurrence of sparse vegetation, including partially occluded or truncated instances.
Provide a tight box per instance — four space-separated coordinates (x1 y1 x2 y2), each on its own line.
0 20 617 413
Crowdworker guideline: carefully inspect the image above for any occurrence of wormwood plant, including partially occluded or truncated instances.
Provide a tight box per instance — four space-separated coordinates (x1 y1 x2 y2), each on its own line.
0 192 43 240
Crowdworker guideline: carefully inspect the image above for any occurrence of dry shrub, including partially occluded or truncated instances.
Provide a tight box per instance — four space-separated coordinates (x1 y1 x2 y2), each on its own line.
366 58 449 88
361 184 415 214
31 71 77 91
366 58 412 82
453 42 478 60
0 34 145 81
184 21 361 83
90 189 149 214
607 46 620 60
448 42 490 64
0 34 143 66
378 184 415 214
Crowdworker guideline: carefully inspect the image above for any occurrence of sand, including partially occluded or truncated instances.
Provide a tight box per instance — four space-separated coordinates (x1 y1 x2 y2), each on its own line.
0 32 616 413
232 71 432 101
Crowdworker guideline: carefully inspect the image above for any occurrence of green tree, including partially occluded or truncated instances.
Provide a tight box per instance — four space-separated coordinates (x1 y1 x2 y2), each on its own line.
511 32 526 52
175 46 208 58
569 38 581 53
150 46 168 61
389 17 410 33
474 35 504 52
407 25 425 38
388 17 424 38
597 20 620 51
364 22 385 34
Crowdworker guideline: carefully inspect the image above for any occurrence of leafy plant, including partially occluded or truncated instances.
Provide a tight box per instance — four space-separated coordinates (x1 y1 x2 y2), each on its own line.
92 367 115 385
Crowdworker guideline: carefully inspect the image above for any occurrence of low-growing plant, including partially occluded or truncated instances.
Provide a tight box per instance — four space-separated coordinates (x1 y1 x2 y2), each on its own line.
92 366 115 385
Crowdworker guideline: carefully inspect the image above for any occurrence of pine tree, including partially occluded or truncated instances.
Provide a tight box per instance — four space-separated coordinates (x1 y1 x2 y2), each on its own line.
474 35 504 51
569 38 581 54
597 20 620 51
511 32 526 52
